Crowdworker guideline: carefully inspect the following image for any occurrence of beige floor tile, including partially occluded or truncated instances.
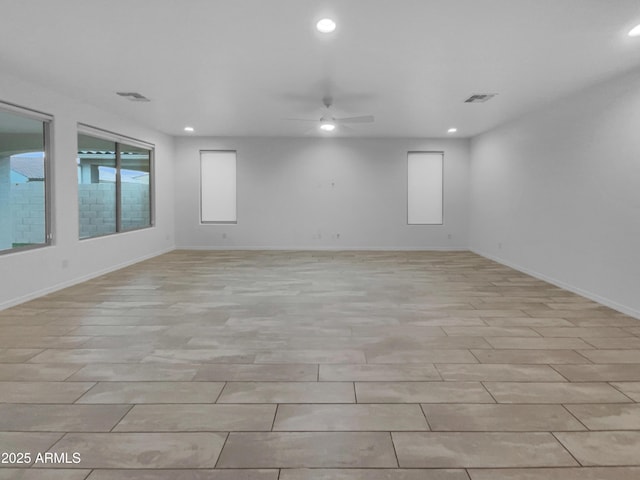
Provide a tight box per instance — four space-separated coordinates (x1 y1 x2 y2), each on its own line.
67 364 198 381
471 349 589 364
443 326 539 337
319 364 441 381
0 349 42 363
194 364 318 381
484 382 632 404
42 433 226 469
2 251 639 475
570 318 640 327
0 470 91 479
365 349 478 364
28 349 150 364
0 335 92 349
76 381 224 404
280 469 469 480
82 336 190 349
0 404 130 432
486 337 594 349
555 431 640 466
0 326 76 336
0 431 63 454
423 404 585 431
217 432 397 468
114 404 275 431
218 382 355 403
350 326 447 337
87 471 278 480
436 364 566 381
0 382 95 403
361 336 492 350
255 350 366 364
483 317 574 327
553 365 640 382
273 404 429 431
577 350 640 364
141 349 255 364
392 432 577 468
69 326 169 336
406 318 487 327
468 467 640 480
584 337 640 349
611 382 640 401
0 364 82 381
534 327 630 337
355 382 494 403
565 404 640 430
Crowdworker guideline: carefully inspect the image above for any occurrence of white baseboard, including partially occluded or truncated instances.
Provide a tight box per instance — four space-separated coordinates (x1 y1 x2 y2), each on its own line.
176 245 470 252
0 247 175 311
472 249 640 321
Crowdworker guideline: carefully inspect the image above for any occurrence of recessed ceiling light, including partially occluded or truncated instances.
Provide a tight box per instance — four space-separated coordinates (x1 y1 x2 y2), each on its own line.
447 128 457 134
320 122 336 132
629 24 640 36
316 18 336 33
184 126 194 132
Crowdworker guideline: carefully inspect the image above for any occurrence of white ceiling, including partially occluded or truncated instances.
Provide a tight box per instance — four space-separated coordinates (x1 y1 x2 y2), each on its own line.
1 0 640 138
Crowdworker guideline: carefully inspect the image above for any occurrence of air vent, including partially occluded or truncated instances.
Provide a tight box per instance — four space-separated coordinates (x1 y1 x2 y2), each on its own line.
116 92 150 102
464 93 497 103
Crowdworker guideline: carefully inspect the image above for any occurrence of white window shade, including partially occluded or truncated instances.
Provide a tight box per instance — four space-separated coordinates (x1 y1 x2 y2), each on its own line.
407 151 443 225
200 150 237 223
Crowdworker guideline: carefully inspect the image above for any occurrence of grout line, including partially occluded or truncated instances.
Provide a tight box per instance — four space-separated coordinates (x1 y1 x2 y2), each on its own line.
419 403 432 431
213 382 227 404
271 404 279 432
213 431 230 469
551 431 584 467
389 431 400 468
109 403 135 432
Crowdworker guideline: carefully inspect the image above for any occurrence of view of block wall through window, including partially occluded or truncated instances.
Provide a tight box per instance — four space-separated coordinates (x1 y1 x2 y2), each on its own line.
200 150 237 223
407 151 444 225
77 129 153 239
0 103 51 254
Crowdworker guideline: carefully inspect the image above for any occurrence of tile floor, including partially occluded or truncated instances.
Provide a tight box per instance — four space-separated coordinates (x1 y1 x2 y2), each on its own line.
0 250 639 479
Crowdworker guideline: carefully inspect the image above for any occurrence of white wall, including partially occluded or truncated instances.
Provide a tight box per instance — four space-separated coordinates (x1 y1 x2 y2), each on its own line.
0 72 175 310
470 67 640 317
175 137 470 250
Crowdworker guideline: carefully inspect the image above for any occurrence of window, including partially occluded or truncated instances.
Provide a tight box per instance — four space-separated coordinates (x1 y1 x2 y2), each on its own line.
0 103 51 254
200 150 237 223
77 126 153 239
407 151 443 225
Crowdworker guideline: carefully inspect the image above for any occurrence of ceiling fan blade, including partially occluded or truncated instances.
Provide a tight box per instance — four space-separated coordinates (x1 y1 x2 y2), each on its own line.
335 115 375 124
282 118 320 122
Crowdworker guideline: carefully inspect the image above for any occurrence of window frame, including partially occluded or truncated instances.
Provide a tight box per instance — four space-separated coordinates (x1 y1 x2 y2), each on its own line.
0 101 53 256
77 124 155 240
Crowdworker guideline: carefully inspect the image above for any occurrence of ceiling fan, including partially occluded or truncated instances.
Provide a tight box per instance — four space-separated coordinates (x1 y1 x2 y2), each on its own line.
286 96 374 132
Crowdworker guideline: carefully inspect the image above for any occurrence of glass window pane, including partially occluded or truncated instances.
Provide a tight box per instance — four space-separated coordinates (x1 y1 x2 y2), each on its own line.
0 108 48 253
77 134 116 238
408 152 444 225
120 143 151 231
200 151 237 223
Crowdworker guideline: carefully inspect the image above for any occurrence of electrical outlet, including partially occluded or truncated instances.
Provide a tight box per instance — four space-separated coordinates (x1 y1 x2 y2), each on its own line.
222 233 227 239
498 242 503 250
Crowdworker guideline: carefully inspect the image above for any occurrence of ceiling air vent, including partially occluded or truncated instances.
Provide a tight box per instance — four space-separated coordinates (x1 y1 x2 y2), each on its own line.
464 93 497 103
116 92 150 102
